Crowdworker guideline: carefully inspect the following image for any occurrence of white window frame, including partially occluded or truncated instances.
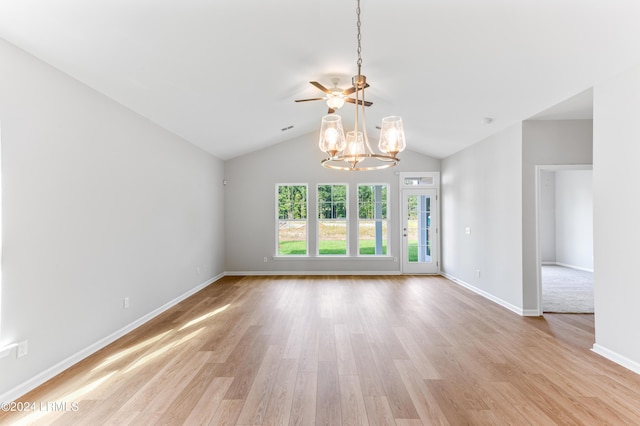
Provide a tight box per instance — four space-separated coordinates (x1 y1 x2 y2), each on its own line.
275 183 308 256
317 183 349 256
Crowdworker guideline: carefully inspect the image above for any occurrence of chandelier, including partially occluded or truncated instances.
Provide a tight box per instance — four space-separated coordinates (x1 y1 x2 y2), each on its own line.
318 0 406 171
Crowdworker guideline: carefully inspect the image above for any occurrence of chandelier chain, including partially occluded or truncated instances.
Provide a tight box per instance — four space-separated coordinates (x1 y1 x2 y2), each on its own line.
356 0 362 69
355 0 363 138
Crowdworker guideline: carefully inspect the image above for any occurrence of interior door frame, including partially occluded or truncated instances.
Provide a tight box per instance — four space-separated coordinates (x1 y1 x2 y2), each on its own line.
398 172 440 274
534 164 593 315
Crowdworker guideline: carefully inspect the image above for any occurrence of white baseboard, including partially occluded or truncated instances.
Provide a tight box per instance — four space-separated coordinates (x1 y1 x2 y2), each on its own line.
0 273 224 404
554 262 594 273
592 344 640 375
546 262 594 273
224 270 402 276
440 272 535 316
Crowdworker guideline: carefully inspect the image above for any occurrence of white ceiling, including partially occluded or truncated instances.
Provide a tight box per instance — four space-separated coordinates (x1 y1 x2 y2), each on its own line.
1 0 639 160
528 88 593 121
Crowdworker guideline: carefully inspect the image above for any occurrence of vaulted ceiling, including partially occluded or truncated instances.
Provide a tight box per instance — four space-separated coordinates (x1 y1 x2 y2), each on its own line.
1 1 639 160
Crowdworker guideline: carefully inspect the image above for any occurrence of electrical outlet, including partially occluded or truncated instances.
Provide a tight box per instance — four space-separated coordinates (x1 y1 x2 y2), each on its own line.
263 257 268 263
477 269 481 278
196 266 200 276
17 340 28 358
123 297 130 309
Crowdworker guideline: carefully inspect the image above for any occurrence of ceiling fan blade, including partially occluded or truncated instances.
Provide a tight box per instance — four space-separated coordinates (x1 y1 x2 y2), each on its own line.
295 97 325 102
345 98 373 107
310 81 331 94
342 83 369 96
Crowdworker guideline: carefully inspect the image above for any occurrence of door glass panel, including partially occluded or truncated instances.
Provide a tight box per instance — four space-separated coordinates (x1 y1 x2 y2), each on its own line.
406 194 431 263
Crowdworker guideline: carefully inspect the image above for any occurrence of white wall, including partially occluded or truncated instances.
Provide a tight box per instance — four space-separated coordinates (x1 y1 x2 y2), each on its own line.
223 134 440 273
555 170 593 271
522 120 593 311
539 171 557 263
0 39 225 399
539 169 594 271
592 63 640 372
441 123 524 312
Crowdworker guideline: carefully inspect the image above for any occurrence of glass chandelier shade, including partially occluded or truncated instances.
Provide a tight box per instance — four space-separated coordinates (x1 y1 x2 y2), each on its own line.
378 116 406 156
344 130 366 166
319 114 346 157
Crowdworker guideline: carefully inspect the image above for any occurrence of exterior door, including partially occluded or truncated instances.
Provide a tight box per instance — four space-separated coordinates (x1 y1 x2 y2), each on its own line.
402 188 438 274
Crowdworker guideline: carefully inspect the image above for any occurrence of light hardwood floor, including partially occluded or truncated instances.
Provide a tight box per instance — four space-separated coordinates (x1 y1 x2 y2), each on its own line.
2 275 640 425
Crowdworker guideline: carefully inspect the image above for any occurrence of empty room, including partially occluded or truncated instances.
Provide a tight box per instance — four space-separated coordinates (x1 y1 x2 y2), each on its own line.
1 1 640 424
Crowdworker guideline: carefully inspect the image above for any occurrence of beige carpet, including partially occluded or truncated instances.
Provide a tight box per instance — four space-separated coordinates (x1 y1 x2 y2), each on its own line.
542 265 594 313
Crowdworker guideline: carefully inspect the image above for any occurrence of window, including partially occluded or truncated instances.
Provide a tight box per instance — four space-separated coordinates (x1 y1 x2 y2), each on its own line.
277 184 308 255
276 182 391 258
358 184 388 255
317 184 347 255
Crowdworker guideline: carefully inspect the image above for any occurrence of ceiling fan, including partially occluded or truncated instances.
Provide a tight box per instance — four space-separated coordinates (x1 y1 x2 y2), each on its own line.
295 78 373 113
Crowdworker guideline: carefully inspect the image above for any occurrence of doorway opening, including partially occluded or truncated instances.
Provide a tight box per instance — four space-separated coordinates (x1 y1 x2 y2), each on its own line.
536 165 593 314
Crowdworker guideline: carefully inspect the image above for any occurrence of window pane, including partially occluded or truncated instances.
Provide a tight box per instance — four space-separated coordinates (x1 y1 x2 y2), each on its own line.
278 185 307 220
318 184 346 219
358 220 387 255
278 220 307 255
277 185 307 255
358 185 387 219
318 221 347 255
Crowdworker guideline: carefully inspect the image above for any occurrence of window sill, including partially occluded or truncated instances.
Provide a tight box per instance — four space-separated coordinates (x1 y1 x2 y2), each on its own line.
271 255 395 261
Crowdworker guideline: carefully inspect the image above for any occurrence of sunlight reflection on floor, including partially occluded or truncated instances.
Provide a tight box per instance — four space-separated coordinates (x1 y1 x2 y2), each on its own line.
92 330 171 372
179 303 230 331
10 303 231 424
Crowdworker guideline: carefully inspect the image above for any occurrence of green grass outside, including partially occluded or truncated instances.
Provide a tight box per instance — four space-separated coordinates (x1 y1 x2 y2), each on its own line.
279 240 396 255
319 240 348 255
408 242 417 261
279 240 426 262
278 240 308 255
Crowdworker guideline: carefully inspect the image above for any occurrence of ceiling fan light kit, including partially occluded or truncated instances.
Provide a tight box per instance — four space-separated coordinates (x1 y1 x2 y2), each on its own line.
326 94 345 111
303 0 406 171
